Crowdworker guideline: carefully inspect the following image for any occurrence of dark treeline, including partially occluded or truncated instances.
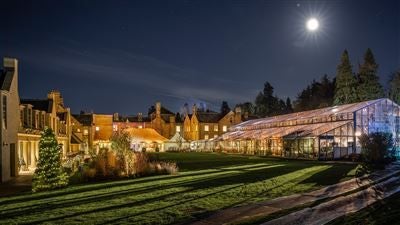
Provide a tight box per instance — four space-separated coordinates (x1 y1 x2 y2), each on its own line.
234 48 400 118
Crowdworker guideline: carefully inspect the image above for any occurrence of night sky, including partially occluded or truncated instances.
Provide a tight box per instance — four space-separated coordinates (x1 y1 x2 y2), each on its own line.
1 0 399 115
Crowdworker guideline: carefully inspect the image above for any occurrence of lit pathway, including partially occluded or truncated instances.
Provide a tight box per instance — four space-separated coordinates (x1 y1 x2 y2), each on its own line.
190 164 400 225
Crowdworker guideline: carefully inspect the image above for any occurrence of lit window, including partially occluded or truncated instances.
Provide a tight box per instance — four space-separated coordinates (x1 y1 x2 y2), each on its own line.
214 125 218 131
176 126 181 132
214 134 218 138
113 124 118 131
204 125 209 131
223 125 227 132
138 125 143 129
83 129 88 135
204 134 209 140
2 95 7 129
95 126 100 131
77 128 81 132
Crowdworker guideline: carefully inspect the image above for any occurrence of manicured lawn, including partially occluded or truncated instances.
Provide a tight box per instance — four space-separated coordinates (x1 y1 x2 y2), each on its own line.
0 153 358 225
328 192 400 225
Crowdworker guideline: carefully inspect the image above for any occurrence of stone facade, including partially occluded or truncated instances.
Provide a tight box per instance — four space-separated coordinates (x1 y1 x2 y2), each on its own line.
113 102 183 139
18 90 80 172
183 105 244 141
0 58 20 182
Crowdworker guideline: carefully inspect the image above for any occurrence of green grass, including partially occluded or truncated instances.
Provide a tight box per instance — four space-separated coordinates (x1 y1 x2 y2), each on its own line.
0 152 358 225
328 192 400 225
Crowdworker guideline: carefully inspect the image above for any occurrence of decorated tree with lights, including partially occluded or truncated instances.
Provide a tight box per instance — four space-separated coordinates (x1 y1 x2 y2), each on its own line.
32 128 68 192
334 50 358 105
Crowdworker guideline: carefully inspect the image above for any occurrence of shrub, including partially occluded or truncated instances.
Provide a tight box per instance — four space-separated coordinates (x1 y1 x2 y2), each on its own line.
359 132 396 168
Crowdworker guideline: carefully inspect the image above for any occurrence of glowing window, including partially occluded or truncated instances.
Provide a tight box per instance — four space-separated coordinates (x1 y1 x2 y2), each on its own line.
138 125 143 129
214 134 218 138
204 125 209 131
113 124 118 131
223 125 227 132
95 126 100 131
214 125 218 131
176 126 181 132
204 134 209 140
83 129 88 135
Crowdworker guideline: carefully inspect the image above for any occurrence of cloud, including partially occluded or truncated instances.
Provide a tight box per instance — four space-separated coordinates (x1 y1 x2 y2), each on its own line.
20 39 254 108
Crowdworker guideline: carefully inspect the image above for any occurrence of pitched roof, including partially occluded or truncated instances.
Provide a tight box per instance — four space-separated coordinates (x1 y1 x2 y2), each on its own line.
125 128 168 143
0 68 14 91
196 111 223 123
115 115 152 123
230 98 395 132
20 99 53 113
73 114 93 126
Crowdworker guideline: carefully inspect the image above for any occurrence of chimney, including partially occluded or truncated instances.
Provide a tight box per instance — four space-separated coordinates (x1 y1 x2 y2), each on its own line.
113 112 119 121
47 90 64 107
192 104 197 114
234 107 242 123
156 102 161 117
244 111 249 120
138 112 143 122
3 57 18 70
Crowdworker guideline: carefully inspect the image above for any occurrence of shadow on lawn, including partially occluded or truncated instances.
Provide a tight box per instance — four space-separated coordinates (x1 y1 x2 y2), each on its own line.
299 164 357 186
0 162 356 225
0 164 283 219
0 163 277 206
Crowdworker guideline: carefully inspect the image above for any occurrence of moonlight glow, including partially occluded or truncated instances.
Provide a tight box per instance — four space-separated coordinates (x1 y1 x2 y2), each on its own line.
306 18 319 31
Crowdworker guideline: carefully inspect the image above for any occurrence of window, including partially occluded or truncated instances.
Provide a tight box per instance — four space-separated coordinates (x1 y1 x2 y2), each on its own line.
95 126 100 131
204 125 209 131
223 125 227 132
214 125 218 131
77 128 81 132
138 125 143 129
2 96 6 129
113 124 118 131
176 125 181 132
83 129 88 135
204 134 209 140
214 134 218 138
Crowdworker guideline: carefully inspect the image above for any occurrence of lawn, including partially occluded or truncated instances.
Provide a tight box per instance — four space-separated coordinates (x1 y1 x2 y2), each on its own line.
328 192 400 225
0 152 358 225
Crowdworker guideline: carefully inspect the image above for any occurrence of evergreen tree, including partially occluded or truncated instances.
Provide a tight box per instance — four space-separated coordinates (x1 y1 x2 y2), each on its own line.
334 50 358 105
389 70 400 104
285 97 293 113
220 101 231 115
357 48 384 101
32 128 68 192
255 82 278 117
294 75 335 111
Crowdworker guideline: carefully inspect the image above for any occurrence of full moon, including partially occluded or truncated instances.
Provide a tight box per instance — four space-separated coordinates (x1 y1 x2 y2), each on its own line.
306 18 319 31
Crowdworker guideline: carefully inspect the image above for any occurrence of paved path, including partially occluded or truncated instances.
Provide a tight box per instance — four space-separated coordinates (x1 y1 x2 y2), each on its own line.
263 176 400 225
0 174 32 197
190 164 400 225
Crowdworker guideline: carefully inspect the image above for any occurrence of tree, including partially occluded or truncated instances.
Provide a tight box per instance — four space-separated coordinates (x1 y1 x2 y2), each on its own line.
32 128 68 192
334 50 358 105
389 70 400 105
255 82 279 117
110 130 133 176
294 75 335 111
359 132 396 168
285 97 293 114
357 48 384 101
220 101 231 115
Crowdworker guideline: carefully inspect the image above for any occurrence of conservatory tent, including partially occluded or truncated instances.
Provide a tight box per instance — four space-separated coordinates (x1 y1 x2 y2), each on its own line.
164 132 190 151
217 98 400 160
125 128 168 152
